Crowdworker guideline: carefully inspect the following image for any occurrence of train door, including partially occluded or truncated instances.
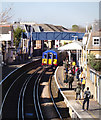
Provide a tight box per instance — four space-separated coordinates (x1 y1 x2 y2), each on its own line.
48 53 53 65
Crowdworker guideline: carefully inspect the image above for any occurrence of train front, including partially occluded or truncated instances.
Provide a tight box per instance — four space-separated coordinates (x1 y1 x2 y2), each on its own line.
42 50 58 67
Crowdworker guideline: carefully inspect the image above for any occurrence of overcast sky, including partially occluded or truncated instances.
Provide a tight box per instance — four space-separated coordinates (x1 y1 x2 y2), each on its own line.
1 1 100 28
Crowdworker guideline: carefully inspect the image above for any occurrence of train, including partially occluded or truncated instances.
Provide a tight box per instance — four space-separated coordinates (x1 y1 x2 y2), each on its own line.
42 48 66 67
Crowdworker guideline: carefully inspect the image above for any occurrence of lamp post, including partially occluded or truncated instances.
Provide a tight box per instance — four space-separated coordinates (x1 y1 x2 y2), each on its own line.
30 25 33 57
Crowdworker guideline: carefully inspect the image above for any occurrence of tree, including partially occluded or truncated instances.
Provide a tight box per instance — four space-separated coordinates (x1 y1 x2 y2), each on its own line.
14 27 25 48
88 53 96 66
88 53 101 71
93 61 101 71
72 25 79 31
72 24 86 32
0 7 13 23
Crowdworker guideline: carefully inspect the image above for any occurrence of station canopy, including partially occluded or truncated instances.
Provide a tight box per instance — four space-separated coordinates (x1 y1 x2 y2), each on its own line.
58 41 82 50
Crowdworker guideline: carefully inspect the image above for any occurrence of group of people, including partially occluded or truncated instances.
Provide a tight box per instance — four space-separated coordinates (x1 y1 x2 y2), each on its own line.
63 59 91 111
63 59 75 89
63 59 84 90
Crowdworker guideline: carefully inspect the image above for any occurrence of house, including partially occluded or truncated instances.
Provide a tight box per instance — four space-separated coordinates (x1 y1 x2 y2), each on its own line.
82 26 101 104
0 24 14 64
13 21 43 57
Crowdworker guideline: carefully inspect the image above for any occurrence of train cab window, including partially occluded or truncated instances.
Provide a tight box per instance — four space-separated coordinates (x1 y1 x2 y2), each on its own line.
44 54 47 58
53 55 56 59
48 54 52 59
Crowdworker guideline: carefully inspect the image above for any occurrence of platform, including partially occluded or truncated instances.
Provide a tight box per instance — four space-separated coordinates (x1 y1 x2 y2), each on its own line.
54 66 101 119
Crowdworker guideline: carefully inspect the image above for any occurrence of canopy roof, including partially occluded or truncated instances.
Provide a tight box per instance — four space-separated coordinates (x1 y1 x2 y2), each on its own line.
58 41 82 50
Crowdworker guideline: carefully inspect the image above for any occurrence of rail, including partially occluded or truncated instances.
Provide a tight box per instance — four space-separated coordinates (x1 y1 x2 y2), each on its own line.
49 75 63 120
0 58 41 85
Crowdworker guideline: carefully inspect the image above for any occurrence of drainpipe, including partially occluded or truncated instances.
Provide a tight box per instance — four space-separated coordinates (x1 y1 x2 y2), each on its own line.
85 32 92 78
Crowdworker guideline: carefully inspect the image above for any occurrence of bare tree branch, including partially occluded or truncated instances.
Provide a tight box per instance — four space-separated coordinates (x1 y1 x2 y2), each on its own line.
0 7 13 23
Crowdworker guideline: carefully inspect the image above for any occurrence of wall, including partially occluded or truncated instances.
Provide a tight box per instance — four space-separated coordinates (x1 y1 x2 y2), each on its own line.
0 31 11 41
86 66 96 100
90 50 101 55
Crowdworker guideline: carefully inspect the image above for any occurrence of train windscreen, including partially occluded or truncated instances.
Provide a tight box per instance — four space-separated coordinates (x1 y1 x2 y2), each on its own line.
53 55 56 59
48 54 52 59
44 54 47 58
48 53 52 65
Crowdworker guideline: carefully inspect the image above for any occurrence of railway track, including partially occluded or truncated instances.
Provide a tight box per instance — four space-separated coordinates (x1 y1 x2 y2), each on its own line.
0 61 63 120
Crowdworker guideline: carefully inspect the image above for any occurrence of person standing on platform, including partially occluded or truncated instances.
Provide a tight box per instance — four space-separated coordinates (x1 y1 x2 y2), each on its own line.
63 60 66 67
76 66 80 81
79 70 84 84
72 61 76 66
68 74 74 89
75 82 81 100
65 61 69 74
64 59 67 70
82 87 91 110
80 66 83 73
71 65 75 77
81 76 86 92
64 72 68 86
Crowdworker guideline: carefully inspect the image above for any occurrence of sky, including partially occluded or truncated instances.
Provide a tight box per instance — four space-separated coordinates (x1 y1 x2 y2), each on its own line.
1 1 100 29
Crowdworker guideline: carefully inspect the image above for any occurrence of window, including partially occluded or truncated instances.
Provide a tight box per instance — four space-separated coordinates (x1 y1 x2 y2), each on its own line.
94 39 99 45
90 71 95 83
93 37 100 45
96 75 99 87
48 54 52 59
44 54 47 58
53 55 56 59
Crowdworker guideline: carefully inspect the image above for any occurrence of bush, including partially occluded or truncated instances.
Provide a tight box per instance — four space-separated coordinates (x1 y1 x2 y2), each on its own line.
93 61 101 71
88 53 101 71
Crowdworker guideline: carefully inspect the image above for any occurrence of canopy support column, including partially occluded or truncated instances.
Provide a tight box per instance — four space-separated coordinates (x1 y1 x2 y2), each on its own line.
68 51 71 61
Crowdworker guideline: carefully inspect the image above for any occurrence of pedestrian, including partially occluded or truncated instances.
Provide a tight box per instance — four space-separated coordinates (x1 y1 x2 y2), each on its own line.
81 76 86 92
68 74 74 89
75 82 81 100
75 66 78 75
65 61 69 73
68 67 72 74
76 60 79 67
63 60 66 67
79 70 84 84
64 59 67 70
77 66 80 81
64 72 68 86
71 66 75 76
72 61 76 66
82 87 91 110
80 66 83 73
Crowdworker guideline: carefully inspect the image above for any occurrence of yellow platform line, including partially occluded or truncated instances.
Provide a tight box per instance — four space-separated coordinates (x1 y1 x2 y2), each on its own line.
78 100 96 119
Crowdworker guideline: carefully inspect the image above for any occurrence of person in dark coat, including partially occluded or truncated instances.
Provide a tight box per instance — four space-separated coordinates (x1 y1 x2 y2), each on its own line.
64 72 68 86
82 87 91 110
77 67 80 81
68 74 74 89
